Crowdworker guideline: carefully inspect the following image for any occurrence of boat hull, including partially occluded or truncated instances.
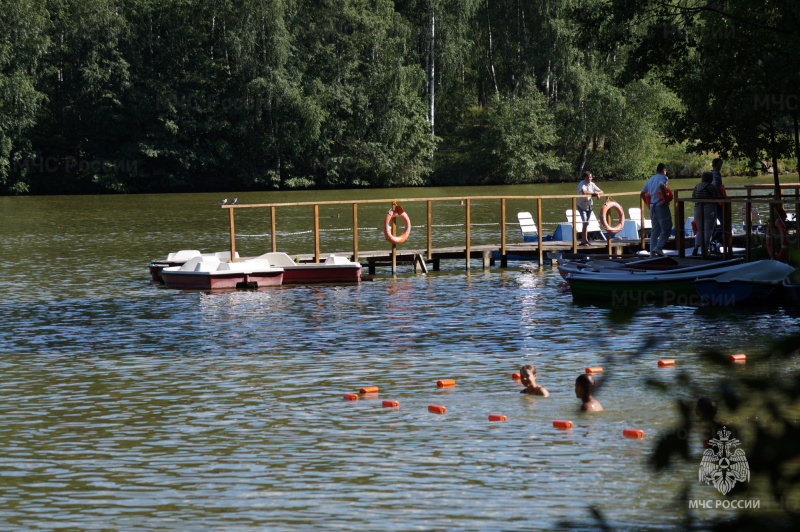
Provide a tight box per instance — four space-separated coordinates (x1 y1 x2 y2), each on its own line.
161 270 283 290
565 259 747 305
693 260 796 306
694 279 781 306
566 276 701 305
282 265 362 284
784 280 800 305
149 260 183 282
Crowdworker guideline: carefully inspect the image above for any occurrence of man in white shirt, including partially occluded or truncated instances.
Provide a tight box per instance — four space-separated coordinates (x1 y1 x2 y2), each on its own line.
577 171 603 246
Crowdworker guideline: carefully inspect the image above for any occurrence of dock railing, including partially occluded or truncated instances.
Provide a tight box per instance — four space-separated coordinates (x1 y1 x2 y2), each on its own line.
222 191 649 272
673 183 800 260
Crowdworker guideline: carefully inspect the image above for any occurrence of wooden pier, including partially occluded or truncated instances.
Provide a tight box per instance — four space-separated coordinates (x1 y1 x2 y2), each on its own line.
292 241 640 274
222 192 648 273
221 185 800 274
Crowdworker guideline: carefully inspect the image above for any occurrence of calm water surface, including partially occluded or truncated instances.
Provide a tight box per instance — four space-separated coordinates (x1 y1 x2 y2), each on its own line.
1 182 797 530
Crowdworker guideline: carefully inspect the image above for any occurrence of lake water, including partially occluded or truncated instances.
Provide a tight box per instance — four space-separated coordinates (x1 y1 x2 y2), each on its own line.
1 179 797 530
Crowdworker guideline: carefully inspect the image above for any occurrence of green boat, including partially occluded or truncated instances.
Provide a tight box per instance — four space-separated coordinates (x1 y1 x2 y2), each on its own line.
565 258 744 305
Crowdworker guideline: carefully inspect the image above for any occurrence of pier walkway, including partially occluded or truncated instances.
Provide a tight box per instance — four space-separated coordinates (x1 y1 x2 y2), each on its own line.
221 184 800 274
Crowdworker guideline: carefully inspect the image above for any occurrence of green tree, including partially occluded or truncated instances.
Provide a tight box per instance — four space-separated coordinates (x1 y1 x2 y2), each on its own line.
0 0 48 193
476 82 563 183
226 0 323 189
599 0 800 193
293 0 435 187
30 0 132 193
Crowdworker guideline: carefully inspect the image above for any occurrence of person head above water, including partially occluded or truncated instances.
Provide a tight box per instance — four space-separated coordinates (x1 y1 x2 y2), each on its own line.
701 171 713 183
656 163 668 175
520 364 537 385
696 397 718 421
575 373 595 400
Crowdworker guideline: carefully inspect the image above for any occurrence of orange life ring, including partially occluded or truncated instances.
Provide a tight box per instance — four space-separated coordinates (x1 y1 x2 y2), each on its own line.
766 218 789 261
658 185 674 204
383 205 411 244
600 200 625 234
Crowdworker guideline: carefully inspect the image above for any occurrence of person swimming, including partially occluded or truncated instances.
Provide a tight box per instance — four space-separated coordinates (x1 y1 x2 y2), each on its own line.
575 374 603 412
519 364 549 396
696 397 735 440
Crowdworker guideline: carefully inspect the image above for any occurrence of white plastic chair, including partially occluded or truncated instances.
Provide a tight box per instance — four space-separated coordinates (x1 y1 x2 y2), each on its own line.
517 212 538 242
628 208 652 231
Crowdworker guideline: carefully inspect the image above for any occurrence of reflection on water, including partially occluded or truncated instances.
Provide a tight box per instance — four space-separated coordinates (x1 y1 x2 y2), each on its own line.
0 192 798 530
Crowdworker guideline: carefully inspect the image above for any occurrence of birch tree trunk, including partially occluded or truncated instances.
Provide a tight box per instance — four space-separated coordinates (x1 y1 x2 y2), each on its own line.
486 0 498 95
427 5 435 136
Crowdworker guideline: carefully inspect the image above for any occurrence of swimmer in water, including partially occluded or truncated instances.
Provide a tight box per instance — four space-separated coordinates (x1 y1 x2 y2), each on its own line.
575 374 603 412
696 396 735 440
519 364 549 396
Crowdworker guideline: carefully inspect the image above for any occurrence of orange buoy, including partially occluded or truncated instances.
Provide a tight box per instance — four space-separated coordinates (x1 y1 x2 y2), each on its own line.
553 420 573 430
729 354 746 363
657 359 675 366
382 400 399 408
428 404 447 414
436 379 456 387
623 429 645 439
512 372 521 380
488 414 508 421
343 393 359 401
585 367 603 374
359 386 379 394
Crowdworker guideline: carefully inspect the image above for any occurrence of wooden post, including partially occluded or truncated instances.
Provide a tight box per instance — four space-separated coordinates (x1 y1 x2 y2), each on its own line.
427 200 433 261
697 201 705 258
605 202 613 255
313 204 320 263
391 202 397 275
676 194 684 258
536 198 543 265
723 200 732 259
639 196 647 249
228 207 236 262
745 195 752 260
465 198 471 270
270 206 277 253
571 197 577 253
794 187 800 258
500 198 507 267
352 203 359 261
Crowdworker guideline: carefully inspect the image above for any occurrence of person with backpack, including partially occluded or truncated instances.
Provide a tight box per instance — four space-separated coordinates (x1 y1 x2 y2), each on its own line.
692 171 722 256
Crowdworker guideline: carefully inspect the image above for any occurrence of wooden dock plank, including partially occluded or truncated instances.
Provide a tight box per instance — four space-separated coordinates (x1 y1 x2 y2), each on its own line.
294 238 644 272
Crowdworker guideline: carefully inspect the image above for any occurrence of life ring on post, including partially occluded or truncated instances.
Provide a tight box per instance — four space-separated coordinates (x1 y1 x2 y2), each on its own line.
766 218 789 261
600 200 625 234
383 204 411 244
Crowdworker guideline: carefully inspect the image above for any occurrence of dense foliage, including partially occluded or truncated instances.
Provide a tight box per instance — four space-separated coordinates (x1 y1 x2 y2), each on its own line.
0 0 797 194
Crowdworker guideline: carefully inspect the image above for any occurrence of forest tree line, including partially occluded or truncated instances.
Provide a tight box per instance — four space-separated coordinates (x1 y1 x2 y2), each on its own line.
1 0 798 194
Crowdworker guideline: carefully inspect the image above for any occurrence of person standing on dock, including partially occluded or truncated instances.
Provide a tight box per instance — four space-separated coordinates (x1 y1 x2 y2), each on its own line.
692 171 721 256
577 171 604 246
640 163 673 257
